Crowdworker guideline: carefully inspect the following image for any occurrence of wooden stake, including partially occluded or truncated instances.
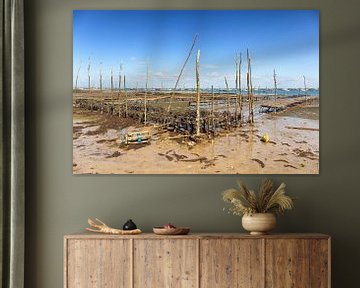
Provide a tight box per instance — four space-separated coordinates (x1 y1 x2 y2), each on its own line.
239 53 242 123
87 58 91 92
195 50 201 136
234 54 239 123
235 56 239 91
167 35 198 113
87 58 93 111
124 75 127 118
303 75 307 104
273 68 278 112
286 126 319 132
144 59 149 124
224 76 230 114
211 85 215 130
246 49 254 124
99 62 103 114
110 69 114 114
249 53 254 124
246 50 251 122
74 60 82 93
118 64 122 117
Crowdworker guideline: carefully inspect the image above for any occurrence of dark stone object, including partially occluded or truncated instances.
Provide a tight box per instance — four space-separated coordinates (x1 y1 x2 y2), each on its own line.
123 219 137 230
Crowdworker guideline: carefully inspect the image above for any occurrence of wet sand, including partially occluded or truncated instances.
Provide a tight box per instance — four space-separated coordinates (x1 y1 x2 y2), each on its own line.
73 103 319 174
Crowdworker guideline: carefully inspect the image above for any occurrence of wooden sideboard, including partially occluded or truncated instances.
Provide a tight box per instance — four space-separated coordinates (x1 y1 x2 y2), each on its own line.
64 233 330 288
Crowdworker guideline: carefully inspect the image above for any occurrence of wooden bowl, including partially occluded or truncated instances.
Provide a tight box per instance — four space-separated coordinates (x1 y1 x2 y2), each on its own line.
153 227 190 235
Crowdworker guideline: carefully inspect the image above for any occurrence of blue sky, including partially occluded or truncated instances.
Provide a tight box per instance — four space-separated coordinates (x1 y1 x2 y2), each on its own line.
73 10 319 89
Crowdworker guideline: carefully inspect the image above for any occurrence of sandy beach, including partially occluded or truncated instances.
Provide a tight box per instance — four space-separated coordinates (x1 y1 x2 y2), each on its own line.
73 95 319 174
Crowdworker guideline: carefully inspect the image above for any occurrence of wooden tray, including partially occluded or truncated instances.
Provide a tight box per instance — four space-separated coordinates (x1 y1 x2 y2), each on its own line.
153 227 190 235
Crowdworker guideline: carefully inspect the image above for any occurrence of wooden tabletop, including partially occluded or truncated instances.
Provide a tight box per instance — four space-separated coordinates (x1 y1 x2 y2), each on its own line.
65 232 330 240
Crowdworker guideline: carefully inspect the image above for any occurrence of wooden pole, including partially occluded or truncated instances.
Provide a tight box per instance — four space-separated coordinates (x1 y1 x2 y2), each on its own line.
246 49 254 123
167 35 198 113
239 53 242 123
224 76 229 113
273 68 277 112
211 85 215 130
235 56 239 91
124 75 127 118
110 69 114 114
224 76 230 128
87 58 93 111
99 62 103 114
234 54 239 123
248 50 254 124
87 58 91 92
144 59 149 124
195 49 201 137
118 64 122 117
303 75 307 104
74 60 82 93
246 50 251 123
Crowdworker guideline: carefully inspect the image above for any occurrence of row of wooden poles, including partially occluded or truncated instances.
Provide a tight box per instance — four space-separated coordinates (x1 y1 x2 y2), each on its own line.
74 35 309 136
193 49 255 136
74 50 256 137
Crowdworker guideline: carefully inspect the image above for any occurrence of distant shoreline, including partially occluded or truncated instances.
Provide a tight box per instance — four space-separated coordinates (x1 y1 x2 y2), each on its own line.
73 88 320 97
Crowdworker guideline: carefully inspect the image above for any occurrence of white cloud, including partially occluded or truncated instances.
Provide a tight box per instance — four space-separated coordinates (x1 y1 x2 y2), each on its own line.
206 71 220 78
203 63 218 69
153 71 164 77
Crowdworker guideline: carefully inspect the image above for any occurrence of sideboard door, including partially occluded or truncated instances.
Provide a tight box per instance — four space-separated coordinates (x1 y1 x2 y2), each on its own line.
266 239 309 287
310 239 330 288
265 238 329 288
200 239 264 288
133 239 198 288
66 239 131 288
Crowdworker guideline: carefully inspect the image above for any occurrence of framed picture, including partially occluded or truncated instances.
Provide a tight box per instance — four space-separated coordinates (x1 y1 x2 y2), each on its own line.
73 10 319 174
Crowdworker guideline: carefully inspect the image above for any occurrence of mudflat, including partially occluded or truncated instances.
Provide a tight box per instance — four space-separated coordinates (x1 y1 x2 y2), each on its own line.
73 96 319 174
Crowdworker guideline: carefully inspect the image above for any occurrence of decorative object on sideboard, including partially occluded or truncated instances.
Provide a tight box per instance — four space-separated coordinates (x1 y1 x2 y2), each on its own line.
222 179 294 235
153 223 190 235
123 219 137 230
86 218 142 235
242 213 276 235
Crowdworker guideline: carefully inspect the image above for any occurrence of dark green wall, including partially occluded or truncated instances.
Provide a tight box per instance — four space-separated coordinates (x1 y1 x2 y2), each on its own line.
25 0 360 287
